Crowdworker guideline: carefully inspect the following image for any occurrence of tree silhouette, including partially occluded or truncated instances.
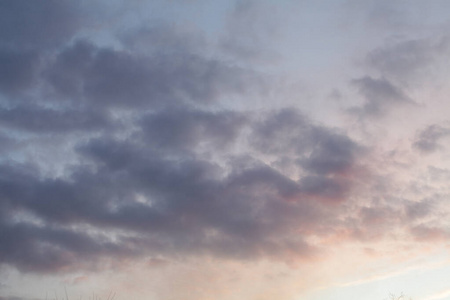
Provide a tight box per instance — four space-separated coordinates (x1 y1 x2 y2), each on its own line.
388 293 412 300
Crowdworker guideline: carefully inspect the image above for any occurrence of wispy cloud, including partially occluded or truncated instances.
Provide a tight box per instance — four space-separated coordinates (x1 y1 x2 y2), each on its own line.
422 289 450 300
336 259 450 288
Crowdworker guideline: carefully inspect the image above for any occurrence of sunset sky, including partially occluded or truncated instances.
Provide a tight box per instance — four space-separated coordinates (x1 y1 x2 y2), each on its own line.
2 1 450 300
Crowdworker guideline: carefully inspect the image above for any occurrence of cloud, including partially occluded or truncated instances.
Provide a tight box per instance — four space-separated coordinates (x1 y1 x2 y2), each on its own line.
343 0 440 33
365 37 447 82
0 105 111 133
0 132 17 154
409 224 450 242
1 3 442 296
298 175 350 203
0 217 131 273
0 101 368 272
220 0 280 62
351 76 413 117
138 108 247 153
413 124 450 153
299 127 360 175
250 109 310 155
4 2 450 300
0 48 40 95
0 144 322 271
250 109 360 171
405 200 434 220
118 24 207 56
45 38 257 108
249 109 362 202
0 0 81 49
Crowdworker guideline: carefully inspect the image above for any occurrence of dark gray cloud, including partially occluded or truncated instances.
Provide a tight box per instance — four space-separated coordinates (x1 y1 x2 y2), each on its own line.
250 109 310 155
138 108 247 153
0 132 16 154
251 109 361 176
249 109 360 203
351 76 413 117
413 124 450 153
0 0 368 276
300 127 360 175
46 39 255 108
0 105 111 133
0 48 40 95
0 0 81 49
0 141 323 270
0 217 131 273
0 101 368 272
298 175 350 203
0 0 83 97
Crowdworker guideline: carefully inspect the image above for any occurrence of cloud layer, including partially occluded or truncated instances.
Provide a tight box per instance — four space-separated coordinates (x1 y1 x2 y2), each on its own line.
2 1 450 300
0 0 367 275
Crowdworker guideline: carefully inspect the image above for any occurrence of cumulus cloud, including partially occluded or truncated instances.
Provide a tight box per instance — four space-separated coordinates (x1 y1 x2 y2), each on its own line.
0 36 368 270
0 20 372 269
0 102 366 271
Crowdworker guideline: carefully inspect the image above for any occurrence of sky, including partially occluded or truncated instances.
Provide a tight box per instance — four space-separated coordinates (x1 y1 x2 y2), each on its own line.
2 1 450 300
